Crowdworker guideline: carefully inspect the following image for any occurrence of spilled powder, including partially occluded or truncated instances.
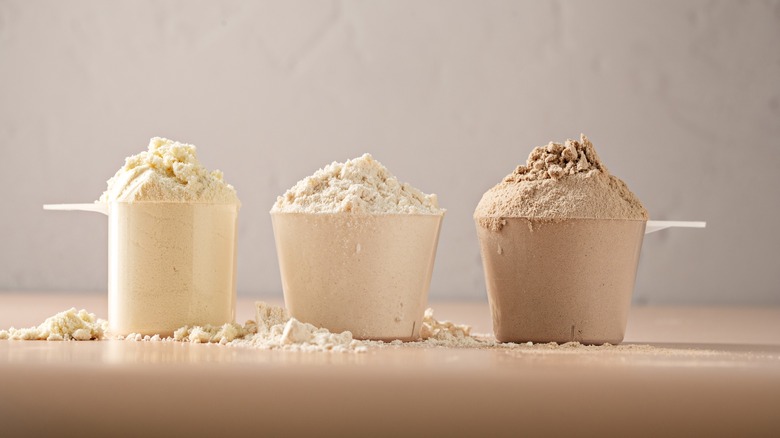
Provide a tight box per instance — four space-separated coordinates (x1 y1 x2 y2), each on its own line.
271 153 443 214
475 134 648 230
122 302 368 353
0 308 107 341
4 305 758 361
120 304 479 352
364 311 753 361
99 137 239 204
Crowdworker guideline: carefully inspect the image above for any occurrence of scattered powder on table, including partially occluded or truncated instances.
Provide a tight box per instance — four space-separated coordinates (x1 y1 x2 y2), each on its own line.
121 304 477 352
475 134 648 230
395 308 487 348
271 153 443 214
362 309 500 349
0 308 107 341
99 137 239 204
366 311 750 361
3 306 769 361
122 302 368 353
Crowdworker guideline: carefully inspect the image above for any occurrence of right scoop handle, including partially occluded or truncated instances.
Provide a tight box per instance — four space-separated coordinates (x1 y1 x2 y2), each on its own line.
645 220 706 234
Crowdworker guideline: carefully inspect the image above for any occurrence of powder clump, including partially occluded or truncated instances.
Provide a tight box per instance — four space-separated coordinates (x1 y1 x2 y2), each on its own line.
99 137 239 204
0 308 107 341
271 153 443 214
475 134 647 230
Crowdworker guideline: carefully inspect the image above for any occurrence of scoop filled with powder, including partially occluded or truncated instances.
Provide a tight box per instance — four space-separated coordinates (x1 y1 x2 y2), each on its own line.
271 154 444 341
474 135 647 345
96 138 241 336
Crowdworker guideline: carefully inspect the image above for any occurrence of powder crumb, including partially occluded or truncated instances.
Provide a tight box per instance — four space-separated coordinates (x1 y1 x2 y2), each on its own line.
99 137 239 204
71 328 92 341
122 333 175 343
0 308 107 341
271 153 443 214
358 308 494 349
173 321 255 345
418 308 476 346
255 302 290 333
475 134 648 230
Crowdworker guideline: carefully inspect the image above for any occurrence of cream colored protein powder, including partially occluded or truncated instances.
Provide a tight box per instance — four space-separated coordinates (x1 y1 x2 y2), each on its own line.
100 137 239 204
101 138 240 336
0 308 107 341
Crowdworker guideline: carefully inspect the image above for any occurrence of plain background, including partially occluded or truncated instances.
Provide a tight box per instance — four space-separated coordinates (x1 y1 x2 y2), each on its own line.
1 0 778 305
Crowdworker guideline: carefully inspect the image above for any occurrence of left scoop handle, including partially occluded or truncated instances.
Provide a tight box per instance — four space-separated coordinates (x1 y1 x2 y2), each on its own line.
44 203 108 215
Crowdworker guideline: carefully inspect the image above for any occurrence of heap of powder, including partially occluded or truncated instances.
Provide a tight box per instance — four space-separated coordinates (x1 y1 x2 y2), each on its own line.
0 308 107 341
271 153 443 214
99 137 239 203
122 303 478 352
414 308 486 347
124 302 368 353
475 134 648 230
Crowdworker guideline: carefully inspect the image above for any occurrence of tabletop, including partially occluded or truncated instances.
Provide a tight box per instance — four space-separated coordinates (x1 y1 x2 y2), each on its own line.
1 292 779 437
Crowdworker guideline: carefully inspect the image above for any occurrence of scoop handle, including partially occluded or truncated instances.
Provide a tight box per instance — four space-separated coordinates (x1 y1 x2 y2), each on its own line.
43 203 108 215
645 220 706 234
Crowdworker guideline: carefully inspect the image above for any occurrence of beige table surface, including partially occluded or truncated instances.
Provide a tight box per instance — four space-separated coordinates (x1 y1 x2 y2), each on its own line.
1 292 779 437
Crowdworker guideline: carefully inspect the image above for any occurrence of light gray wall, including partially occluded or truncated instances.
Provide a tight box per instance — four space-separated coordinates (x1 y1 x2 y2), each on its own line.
1 0 778 304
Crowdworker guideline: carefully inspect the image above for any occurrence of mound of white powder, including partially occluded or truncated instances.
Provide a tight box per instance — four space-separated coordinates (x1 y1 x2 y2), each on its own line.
271 153 443 214
122 302 367 352
99 137 239 203
121 303 478 353
0 308 107 341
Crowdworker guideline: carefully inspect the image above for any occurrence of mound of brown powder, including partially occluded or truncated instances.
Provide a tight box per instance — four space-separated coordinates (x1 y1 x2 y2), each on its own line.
474 134 648 230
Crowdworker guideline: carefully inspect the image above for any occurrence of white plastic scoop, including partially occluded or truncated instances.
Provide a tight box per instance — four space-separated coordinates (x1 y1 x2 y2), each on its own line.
44 203 108 215
44 201 240 336
645 220 706 234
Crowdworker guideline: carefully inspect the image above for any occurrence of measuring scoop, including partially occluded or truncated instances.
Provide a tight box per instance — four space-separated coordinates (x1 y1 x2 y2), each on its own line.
44 201 240 336
474 216 706 344
645 220 706 234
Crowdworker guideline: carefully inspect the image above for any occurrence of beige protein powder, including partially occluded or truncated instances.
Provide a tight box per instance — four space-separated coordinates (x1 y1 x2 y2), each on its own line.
100 137 239 203
271 153 442 214
0 308 107 341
